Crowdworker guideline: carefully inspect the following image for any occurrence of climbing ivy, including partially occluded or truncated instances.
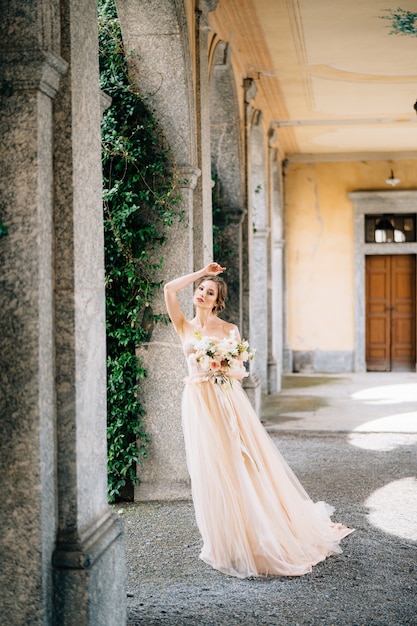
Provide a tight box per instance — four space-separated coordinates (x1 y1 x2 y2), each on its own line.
98 0 181 501
381 8 417 36
0 219 7 238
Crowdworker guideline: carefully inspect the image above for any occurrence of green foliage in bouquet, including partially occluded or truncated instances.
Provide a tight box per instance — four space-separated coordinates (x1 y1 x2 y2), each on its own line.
99 0 181 501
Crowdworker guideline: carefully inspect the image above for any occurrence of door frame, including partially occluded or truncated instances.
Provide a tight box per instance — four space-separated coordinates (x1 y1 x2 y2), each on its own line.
350 190 417 372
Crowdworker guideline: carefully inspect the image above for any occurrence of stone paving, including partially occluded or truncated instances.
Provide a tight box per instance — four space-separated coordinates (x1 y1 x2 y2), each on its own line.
122 372 417 625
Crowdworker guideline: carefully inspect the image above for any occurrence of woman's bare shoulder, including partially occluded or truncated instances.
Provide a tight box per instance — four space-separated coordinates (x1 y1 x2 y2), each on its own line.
220 320 240 337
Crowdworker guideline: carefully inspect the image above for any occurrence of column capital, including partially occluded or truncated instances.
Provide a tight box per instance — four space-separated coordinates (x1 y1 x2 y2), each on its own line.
253 226 270 239
198 0 219 15
176 165 201 190
196 1 219 31
0 49 67 98
273 238 285 249
223 206 246 225
244 77 257 104
268 127 279 148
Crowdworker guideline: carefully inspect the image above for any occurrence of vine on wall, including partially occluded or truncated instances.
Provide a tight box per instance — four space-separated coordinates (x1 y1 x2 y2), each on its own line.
99 0 181 501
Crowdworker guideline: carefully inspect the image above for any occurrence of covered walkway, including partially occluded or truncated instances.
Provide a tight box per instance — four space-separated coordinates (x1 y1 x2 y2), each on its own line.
123 372 417 625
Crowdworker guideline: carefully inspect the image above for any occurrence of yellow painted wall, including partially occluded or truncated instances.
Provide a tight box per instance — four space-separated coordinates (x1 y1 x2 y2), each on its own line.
285 159 417 352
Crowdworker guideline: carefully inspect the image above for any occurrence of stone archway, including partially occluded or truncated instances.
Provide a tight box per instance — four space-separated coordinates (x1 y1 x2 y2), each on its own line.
209 40 244 328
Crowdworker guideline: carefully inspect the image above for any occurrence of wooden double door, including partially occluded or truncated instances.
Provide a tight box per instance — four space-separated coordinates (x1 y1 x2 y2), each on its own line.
366 254 416 371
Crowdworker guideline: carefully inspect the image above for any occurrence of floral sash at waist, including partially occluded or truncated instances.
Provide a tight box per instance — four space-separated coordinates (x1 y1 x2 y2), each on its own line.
184 373 211 384
184 372 235 388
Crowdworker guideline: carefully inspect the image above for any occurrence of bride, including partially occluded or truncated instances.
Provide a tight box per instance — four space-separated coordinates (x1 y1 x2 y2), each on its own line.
164 262 354 578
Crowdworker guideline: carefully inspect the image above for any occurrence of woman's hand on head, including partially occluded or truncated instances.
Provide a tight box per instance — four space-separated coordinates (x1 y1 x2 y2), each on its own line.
203 262 226 276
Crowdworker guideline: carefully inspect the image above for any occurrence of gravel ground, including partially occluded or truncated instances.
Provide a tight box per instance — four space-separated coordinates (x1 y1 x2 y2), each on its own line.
118 431 417 626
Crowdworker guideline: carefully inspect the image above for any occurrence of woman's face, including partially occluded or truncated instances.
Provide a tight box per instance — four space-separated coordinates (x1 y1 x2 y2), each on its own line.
193 280 219 312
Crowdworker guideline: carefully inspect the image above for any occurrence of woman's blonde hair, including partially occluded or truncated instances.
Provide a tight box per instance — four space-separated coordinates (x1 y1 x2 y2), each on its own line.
195 275 227 314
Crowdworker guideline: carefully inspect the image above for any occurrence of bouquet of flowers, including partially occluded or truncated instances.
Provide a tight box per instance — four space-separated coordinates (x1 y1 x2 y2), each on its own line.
193 329 255 387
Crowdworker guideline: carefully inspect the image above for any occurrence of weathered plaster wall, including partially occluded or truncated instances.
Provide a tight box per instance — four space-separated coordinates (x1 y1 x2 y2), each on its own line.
285 159 417 371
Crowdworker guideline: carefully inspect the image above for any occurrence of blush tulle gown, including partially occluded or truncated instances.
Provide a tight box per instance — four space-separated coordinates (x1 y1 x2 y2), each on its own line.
181 337 354 578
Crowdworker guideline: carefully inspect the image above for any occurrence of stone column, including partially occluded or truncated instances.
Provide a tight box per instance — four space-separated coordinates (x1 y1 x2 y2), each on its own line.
116 0 201 499
209 40 245 329
242 78 262 413
193 0 219 268
1 1 126 624
270 240 284 391
249 113 269 393
268 138 284 393
52 2 126 624
280 161 293 374
0 40 66 626
135 168 200 501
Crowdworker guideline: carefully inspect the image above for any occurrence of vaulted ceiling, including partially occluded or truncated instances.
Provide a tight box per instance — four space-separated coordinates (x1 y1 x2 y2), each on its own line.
209 0 417 161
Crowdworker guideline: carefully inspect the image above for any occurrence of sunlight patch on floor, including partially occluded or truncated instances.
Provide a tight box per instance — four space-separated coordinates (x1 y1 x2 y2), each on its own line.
354 411 417 433
349 432 417 451
351 383 417 405
365 477 417 541
348 411 417 450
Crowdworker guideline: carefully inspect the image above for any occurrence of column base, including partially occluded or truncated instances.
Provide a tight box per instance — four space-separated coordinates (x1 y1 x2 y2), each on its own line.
52 511 126 625
243 372 262 416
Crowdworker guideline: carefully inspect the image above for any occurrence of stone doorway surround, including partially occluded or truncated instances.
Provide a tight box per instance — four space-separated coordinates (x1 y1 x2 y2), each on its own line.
350 190 417 372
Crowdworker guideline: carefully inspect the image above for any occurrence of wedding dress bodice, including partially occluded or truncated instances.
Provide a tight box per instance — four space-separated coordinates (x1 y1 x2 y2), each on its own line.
182 337 212 383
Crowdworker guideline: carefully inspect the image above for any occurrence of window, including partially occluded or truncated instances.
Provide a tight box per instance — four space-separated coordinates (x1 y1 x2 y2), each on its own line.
365 214 416 244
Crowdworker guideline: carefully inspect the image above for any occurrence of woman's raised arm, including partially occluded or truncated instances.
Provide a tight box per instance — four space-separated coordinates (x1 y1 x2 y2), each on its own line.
164 262 225 336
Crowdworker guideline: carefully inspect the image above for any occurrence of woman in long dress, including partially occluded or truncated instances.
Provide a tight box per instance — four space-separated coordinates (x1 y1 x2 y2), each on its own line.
164 262 354 579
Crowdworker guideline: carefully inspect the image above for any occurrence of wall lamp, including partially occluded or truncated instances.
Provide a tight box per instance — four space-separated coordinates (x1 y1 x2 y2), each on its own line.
385 170 401 186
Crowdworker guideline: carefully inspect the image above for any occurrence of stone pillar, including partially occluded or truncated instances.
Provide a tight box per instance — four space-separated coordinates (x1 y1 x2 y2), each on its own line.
116 0 201 500
268 138 284 393
249 113 269 393
193 0 219 268
242 78 262 413
280 161 293 374
0 1 126 624
135 168 200 501
0 24 66 626
52 2 126 624
270 240 284 390
209 40 245 329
